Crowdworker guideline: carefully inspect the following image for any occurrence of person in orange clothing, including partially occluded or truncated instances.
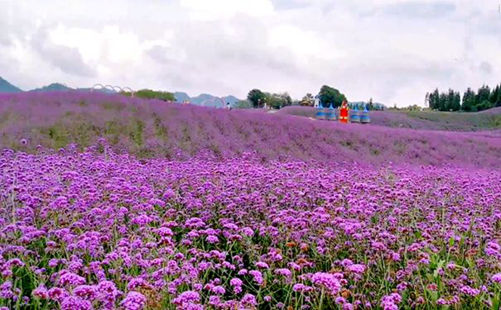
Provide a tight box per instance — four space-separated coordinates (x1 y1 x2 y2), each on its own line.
339 100 349 123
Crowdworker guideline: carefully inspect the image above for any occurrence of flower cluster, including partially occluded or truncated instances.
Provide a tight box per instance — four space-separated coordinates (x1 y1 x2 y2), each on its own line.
0 148 499 309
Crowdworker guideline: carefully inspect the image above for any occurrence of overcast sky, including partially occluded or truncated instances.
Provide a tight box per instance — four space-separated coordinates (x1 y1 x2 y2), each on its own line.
1 0 500 106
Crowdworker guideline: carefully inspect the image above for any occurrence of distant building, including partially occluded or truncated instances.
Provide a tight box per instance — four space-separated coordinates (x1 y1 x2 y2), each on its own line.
314 95 320 108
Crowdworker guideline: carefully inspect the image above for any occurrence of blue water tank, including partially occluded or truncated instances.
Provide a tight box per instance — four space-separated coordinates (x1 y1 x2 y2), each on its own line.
316 103 325 120
326 104 335 121
350 106 360 123
360 105 371 124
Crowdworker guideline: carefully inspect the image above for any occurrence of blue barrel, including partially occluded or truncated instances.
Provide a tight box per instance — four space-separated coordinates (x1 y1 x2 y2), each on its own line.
350 106 360 123
316 103 325 120
326 104 335 121
360 106 371 124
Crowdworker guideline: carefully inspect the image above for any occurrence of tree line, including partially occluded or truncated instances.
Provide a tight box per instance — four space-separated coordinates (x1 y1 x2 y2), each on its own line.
247 85 347 109
246 85 385 110
121 89 176 101
246 89 293 109
426 83 501 112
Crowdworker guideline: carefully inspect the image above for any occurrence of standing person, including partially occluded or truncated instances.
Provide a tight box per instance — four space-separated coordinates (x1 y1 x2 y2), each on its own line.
339 100 349 123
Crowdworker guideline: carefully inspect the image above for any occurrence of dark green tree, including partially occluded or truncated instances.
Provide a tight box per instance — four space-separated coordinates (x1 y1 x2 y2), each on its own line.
453 91 461 111
462 88 476 111
433 88 440 110
475 85 492 111
428 89 440 110
489 85 499 106
444 89 460 111
438 92 447 111
446 89 454 111
318 85 347 108
247 89 266 108
497 84 501 107
476 100 493 111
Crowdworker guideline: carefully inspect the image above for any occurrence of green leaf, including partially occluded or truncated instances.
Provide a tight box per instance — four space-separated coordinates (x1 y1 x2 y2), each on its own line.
434 260 445 278
428 290 438 302
492 295 500 310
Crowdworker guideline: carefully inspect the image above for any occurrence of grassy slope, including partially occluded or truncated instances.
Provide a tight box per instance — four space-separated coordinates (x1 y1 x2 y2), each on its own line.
0 92 500 168
279 106 501 131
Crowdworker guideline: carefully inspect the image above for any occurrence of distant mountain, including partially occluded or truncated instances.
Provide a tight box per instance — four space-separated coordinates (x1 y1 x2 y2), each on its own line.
174 92 241 107
0 78 239 106
174 92 190 102
30 83 73 92
0 77 22 93
191 93 216 105
29 83 115 93
223 95 239 105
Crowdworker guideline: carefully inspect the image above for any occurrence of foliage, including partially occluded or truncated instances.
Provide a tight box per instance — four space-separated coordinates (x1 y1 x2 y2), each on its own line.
490 85 501 107
300 93 315 106
368 98 374 110
265 92 292 109
122 89 176 102
427 83 501 112
247 89 292 109
426 89 460 111
318 85 347 108
402 105 423 111
476 85 491 108
462 88 476 112
350 100 385 111
247 89 267 108
234 100 253 109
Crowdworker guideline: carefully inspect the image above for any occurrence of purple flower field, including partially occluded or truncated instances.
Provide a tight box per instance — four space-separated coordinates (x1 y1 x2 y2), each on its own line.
1 92 500 167
0 92 500 309
0 148 500 309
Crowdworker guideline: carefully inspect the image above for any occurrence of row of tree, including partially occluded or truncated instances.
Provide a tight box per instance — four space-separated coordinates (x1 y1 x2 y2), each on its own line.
247 85 347 109
426 89 461 111
247 89 293 109
121 89 176 101
297 86 348 108
426 84 501 112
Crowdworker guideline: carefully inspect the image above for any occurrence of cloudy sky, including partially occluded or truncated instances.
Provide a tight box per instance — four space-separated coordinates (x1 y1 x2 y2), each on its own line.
1 0 500 106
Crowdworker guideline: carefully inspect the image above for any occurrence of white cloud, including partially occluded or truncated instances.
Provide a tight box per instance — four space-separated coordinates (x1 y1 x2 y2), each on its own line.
180 0 274 19
1 0 500 106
